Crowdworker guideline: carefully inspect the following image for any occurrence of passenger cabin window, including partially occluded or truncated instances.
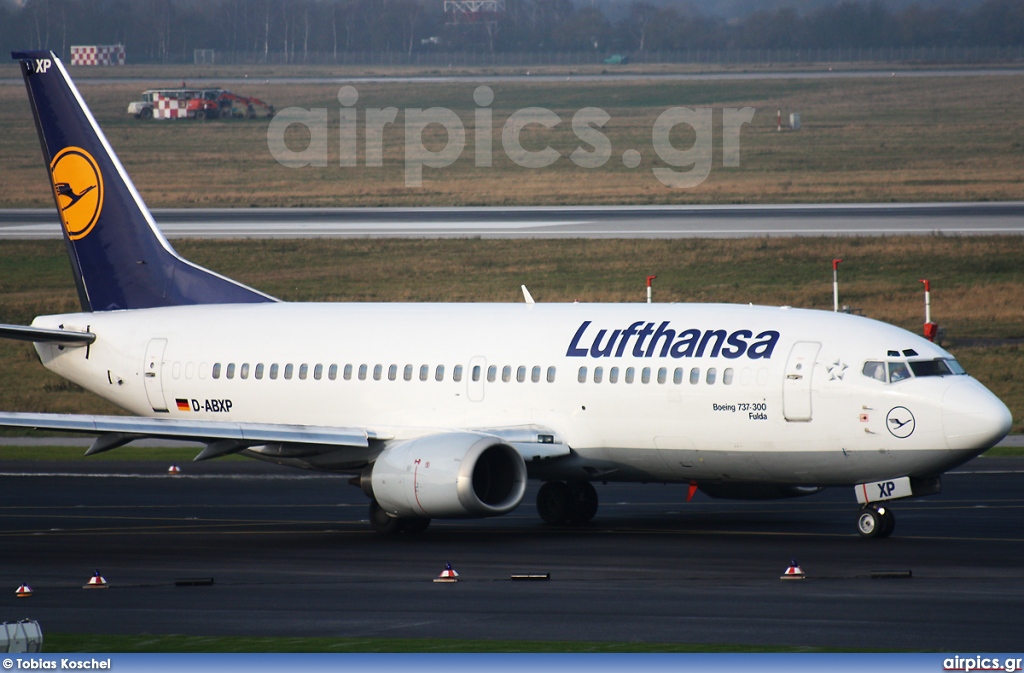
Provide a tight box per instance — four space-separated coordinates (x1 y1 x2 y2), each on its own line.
435 365 445 382
403 364 413 381
706 368 717 385
609 367 619 384
547 366 556 383
487 365 497 383
673 368 683 384
255 363 264 380
284 364 294 380
531 366 541 383
657 367 667 384
502 366 512 383
723 368 734 385
373 364 382 381
343 364 352 380
689 368 700 385
420 365 429 381
625 367 635 384
270 363 279 380
453 365 463 382
226 363 235 380
358 364 367 380
212 363 221 379
240 363 250 380
517 366 527 383
578 366 588 383
641 367 651 384
389 365 398 381
314 364 323 380
472 365 481 382
593 366 603 383
298 364 308 380
329 364 338 381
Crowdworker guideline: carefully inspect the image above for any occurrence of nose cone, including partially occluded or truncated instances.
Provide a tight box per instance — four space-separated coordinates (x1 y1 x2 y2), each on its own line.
943 380 1012 451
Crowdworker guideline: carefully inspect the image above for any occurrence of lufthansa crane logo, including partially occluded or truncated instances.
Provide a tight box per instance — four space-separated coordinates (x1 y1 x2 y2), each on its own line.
50 146 103 240
886 406 916 439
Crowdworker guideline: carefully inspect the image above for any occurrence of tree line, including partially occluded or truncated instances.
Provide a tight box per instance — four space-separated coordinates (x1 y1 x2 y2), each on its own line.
2 0 1021 63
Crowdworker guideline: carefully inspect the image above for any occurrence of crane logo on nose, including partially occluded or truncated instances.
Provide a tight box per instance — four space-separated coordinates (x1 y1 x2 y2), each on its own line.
886 406 916 439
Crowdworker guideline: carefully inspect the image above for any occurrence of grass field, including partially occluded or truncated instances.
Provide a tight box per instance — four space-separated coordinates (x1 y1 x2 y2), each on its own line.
1 71 1022 207
0 236 1020 432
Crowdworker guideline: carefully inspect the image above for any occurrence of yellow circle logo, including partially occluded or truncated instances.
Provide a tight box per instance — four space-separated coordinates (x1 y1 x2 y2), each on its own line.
50 147 103 241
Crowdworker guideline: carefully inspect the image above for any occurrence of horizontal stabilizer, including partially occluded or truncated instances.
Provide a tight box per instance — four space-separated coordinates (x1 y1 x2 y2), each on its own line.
0 324 95 346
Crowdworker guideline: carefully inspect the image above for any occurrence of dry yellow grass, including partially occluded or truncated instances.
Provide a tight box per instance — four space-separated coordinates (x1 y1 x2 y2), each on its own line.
2 76 1023 207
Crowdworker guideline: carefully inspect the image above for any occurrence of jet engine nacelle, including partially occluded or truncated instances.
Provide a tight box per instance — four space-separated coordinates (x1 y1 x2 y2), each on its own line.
698 482 824 500
370 432 527 518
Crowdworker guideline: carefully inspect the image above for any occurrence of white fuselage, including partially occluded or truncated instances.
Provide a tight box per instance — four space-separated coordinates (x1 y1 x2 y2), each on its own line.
32 301 1009 485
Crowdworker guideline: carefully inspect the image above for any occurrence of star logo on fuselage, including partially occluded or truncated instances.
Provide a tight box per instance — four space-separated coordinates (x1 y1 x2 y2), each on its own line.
827 359 848 381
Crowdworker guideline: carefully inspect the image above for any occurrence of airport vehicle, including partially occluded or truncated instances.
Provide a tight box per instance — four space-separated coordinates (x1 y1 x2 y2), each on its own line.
5 51 1012 538
186 90 275 120
128 88 274 120
127 88 206 119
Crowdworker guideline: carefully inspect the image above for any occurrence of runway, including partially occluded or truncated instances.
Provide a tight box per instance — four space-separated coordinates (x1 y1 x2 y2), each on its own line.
1 203 1023 239
1 454 1021 649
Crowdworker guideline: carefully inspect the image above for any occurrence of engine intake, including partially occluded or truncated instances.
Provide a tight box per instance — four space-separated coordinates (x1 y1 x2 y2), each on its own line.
370 432 527 518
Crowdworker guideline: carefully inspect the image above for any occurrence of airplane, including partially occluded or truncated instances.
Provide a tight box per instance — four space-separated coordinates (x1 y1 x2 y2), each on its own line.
2 50 1012 538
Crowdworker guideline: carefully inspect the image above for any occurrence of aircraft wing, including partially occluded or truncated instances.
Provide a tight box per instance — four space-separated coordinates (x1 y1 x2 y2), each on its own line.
0 412 571 464
0 411 372 461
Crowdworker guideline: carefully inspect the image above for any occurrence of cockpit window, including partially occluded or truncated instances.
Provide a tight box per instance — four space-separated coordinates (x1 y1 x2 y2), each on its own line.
909 358 966 377
862 361 887 381
945 358 967 375
909 359 951 377
888 361 911 382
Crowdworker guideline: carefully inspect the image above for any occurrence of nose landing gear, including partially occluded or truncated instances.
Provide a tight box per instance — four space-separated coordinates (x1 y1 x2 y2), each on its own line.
856 504 895 538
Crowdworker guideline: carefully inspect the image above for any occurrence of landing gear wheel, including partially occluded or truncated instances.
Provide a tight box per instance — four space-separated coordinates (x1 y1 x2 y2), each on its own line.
856 505 895 538
537 481 573 525
877 507 896 538
368 499 404 535
568 481 599 524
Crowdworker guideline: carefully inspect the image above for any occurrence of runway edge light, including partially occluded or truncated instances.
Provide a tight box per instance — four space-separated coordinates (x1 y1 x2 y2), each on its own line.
434 563 459 583
84 570 108 589
781 558 805 580
168 464 181 475
15 584 33 598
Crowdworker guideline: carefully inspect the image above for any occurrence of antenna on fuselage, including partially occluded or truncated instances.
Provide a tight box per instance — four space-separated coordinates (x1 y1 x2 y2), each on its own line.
521 285 535 304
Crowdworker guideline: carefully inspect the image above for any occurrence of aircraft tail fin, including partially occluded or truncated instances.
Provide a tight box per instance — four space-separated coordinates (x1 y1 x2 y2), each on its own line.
12 50 275 311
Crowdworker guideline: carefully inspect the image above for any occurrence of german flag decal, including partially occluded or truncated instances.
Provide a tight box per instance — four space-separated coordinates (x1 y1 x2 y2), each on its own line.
175 399 191 412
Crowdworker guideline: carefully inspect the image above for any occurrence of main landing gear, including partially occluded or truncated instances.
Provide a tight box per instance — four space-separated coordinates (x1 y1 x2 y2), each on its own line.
536 480 598 525
856 504 895 538
368 499 431 535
